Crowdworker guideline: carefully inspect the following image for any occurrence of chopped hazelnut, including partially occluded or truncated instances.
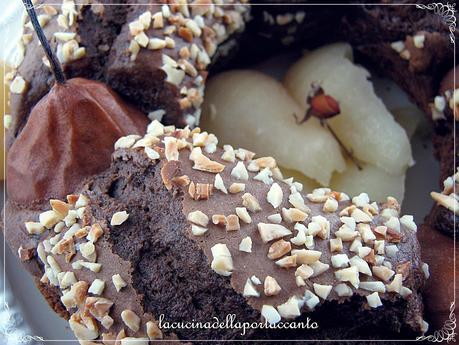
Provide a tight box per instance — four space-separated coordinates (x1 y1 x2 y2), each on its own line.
267 183 283 208
349 255 372 276
144 147 160 161
313 283 332 300
386 228 401 243
39 210 62 229
121 310 140 332
400 215 417 232
231 161 249 180
243 278 260 297
60 271 77 289
281 207 307 223
363 249 376 266
221 145 236 163
80 241 96 262
112 274 127 292
229 183 245 194
253 167 273 184
191 224 208 236
323 197 338 212
334 266 360 288
164 136 179 161
395 261 411 281
88 279 105 295
114 135 139 149
366 292 383 308
226 214 240 231
239 236 252 253
289 192 310 213
254 156 276 169
267 213 282 224
87 224 103 243
25 221 45 235
69 312 99 340
267 239 291 260
359 281 386 293
295 264 313 280
214 173 228 194
431 192 459 215
78 261 102 273
235 207 252 224
242 193 261 212
372 266 395 282
192 151 225 173
275 255 297 268
264 276 281 296
189 182 213 200
334 283 353 297
18 246 34 261
212 214 227 227
331 254 350 268
146 321 163 340
171 175 190 187
330 238 343 252
291 249 321 264
50 199 70 217
386 273 403 293
211 243 233 276
277 296 301 319
10 75 27 94
61 281 89 309
421 262 430 279
110 211 129 226
351 208 373 223
261 305 281 325
187 210 209 227
258 223 292 243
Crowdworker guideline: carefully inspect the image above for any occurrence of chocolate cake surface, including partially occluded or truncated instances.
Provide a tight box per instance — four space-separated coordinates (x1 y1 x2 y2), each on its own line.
5 0 250 149
4 125 428 342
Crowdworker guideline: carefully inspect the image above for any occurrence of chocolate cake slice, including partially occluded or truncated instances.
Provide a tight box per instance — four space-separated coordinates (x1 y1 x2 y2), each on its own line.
4 124 428 342
6 0 250 150
107 2 249 128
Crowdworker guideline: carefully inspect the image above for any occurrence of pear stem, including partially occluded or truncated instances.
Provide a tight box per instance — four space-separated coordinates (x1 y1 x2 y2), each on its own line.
22 0 66 84
322 120 363 171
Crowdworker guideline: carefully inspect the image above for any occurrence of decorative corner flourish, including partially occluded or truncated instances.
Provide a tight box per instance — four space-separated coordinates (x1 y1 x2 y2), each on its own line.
0 301 45 344
416 301 457 343
416 2 457 44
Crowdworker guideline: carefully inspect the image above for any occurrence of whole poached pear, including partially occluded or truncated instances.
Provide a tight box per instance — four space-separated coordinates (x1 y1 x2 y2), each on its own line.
7 78 148 203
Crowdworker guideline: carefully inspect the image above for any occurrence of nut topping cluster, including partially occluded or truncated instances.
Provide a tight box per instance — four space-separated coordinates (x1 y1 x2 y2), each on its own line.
127 1 249 126
24 192 162 342
23 119 429 339
108 121 428 329
431 168 459 215
5 0 86 96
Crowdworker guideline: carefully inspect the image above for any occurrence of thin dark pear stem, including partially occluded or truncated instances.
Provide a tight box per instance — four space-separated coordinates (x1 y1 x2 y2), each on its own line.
22 0 66 84
323 121 363 171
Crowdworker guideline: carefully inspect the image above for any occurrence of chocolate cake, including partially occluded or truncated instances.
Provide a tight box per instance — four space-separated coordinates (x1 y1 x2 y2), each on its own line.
5 0 249 149
5 125 428 342
2 0 457 343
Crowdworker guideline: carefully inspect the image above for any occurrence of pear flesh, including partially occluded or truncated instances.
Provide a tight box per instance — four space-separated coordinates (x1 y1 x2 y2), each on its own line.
284 43 413 175
202 70 346 186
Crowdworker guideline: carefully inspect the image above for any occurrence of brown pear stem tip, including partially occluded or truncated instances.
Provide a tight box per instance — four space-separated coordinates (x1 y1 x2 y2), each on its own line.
294 83 363 171
22 0 66 84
